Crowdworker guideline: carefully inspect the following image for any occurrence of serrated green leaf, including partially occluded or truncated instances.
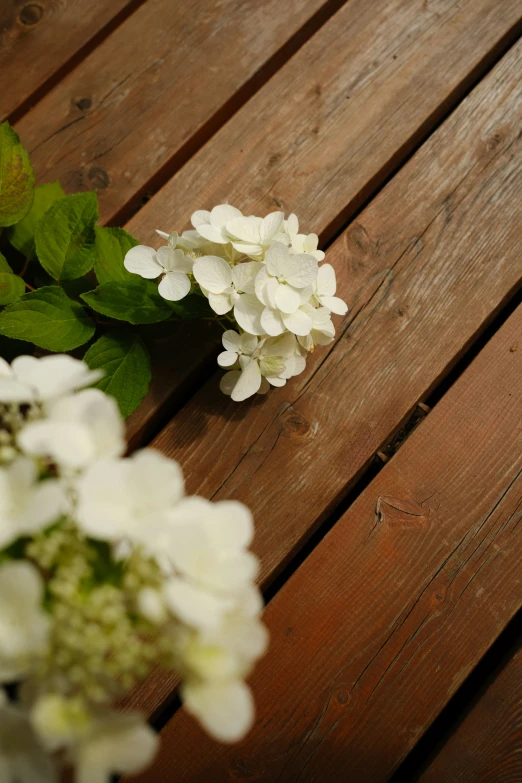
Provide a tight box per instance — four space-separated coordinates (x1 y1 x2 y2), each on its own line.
94 226 138 285
7 181 66 259
84 331 151 418
0 122 35 227
0 286 95 351
170 292 213 320
35 192 99 281
81 281 172 325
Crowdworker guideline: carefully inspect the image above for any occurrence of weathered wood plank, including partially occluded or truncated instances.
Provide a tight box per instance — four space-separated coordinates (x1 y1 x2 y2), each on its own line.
418 643 522 783
0 0 141 122
15 0 348 222
122 38 522 717
123 0 522 445
131 304 522 782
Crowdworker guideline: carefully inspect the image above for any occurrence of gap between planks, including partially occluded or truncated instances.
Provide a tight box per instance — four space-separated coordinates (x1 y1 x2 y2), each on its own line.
118 38 522 721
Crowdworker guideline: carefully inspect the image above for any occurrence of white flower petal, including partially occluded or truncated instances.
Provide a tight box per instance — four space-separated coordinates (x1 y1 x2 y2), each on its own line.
210 500 254 550
234 294 265 335
227 216 262 243
286 213 299 238
18 420 95 468
231 359 261 402
265 277 279 309
230 241 263 257
282 308 314 336
11 355 102 401
259 211 284 242
316 263 337 296
274 284 301 313
208 292 233 315
231 262 263 294
239 333 258 355
260 307 285 336
164 578 233 630
266 376 286 387
284 254 318 288
210 204 242 225
254 266 271 307
124 246 163 279
222 330 241 352
319 295 348 315
191 210 211 229
217 351 238 368
158 272 191 301
182 680 254 743
264 242 290 277
196 223 229 244
220 371 241 397
193 256 232 293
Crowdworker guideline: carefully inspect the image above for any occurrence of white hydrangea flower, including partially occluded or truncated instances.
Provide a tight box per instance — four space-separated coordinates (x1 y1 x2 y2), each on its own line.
217 330 258 368
0 690 57 783
124 244 193 301
0 458 67 550
30 694 92 753
75 449 184 547
0 562 50 683
298 306 336 351
18 389 125 470
220 332 301 401
313 263 348 315
255 242 318 336
226 211 286 258
285 213 325 262
193 256 263 319
191 204 243 244
0 355 102 404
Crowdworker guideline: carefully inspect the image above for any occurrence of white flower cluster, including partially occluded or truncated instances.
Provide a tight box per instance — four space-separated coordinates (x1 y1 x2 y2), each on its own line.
125 207 348 401
0 355 267 782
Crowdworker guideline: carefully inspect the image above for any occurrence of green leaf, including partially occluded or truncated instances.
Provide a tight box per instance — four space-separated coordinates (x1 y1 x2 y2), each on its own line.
81 281 172 325
0 251 24 305
94 226 138 285
0 122 35 227
0 286 95 351
35 192 99 281
7 181 66 259
84 331 151 418
170 293 214 320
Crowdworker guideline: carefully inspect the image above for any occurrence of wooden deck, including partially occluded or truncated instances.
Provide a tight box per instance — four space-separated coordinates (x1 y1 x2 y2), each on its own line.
4 0 521 780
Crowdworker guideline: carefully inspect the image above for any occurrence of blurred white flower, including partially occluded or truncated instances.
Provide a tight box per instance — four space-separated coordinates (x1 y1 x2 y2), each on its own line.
0 562 50 682
30 694 91 753
76 449 184 546
0 690 57 783
0 458 67 550
124 244 193 301
227 212 286 258
285 213 325 262
313 263 348 315
0 355 102 405
182 679 255 743
70 711 158 783
18 389 125 470
191 204 243 244
193 256 263 318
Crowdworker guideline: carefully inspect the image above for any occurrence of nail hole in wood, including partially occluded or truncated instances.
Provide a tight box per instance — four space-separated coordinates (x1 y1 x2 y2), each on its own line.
19 4 43 25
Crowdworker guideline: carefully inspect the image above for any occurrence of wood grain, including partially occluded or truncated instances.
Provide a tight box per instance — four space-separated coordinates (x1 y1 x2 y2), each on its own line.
122 38 522 717
418 644 522 783
0 0 141 122
131 303 522 783
123 0 522 445
14 0 347 222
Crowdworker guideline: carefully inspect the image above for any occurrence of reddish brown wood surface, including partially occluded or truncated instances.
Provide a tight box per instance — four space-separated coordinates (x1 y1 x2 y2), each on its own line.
121 40 522 717
132 304 522 783
0 0 141 122
14 0 348 223
122 0 522 445
419 643 522 783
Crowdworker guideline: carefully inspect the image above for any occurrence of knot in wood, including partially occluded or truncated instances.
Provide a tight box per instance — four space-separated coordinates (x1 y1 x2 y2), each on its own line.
348 223 373 255
87 167 110 190
282 410 311 438
230 756 258 779
486 132 503 151
75 97 92 111
19 4 43 25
